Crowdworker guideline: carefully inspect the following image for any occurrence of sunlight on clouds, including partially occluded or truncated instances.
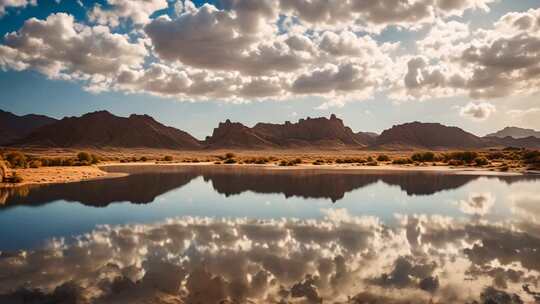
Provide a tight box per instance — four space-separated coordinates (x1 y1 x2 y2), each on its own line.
459 102 496 121
0 0 539 113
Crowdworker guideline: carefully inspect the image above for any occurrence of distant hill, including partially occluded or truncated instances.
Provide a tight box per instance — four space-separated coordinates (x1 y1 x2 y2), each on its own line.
13 111 202 149
205 120 277 149
0 110 57 145
375 122 486 149
483 136 540 149
204 114 374 149
486 127 540 139
8 110 540 150
356 131 378 146
252 114 372 148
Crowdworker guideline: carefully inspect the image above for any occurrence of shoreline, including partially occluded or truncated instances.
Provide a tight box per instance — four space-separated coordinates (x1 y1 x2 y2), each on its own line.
101 161 526 175
0 161 531 189
0 165 127 188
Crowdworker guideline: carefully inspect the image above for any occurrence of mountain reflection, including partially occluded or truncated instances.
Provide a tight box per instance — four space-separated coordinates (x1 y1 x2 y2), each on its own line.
1 208 539 303
1 165 538 207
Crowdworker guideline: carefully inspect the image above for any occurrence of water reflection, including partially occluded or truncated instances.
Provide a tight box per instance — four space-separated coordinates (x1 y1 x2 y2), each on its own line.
1 166 539 303
1 208 539 303
1 166 538 207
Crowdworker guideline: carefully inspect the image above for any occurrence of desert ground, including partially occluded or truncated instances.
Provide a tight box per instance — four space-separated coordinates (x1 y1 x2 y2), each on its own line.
0 147 536 188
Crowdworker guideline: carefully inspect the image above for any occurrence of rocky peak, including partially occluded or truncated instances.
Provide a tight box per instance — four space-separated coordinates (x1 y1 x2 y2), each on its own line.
81 110 114 118
376 121 485 149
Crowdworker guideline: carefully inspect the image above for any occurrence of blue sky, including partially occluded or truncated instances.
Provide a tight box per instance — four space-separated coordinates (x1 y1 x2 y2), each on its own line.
0 0 539 139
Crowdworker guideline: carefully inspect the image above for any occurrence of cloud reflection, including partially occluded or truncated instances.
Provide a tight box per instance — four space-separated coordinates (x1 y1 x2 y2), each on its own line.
1 208 539 303
456 192 495 216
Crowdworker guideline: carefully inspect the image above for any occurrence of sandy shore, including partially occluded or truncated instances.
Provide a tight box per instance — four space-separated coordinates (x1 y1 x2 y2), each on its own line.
0 161 528 189
101 161 525 176
0 165 127 188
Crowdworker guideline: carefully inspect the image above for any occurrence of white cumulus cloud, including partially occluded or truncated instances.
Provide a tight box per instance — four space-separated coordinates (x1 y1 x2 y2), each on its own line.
459 102 496 121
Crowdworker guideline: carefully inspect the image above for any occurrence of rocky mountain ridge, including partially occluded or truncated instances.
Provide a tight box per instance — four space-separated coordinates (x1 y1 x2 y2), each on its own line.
4 109 540 150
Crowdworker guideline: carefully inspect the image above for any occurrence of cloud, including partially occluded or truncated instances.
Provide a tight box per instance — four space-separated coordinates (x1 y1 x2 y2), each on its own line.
144 2 277 70
88 0 168 27
459 102 496 121
0 13 147 88
0 0 35 17
292 63 378 95
0 0 539 108
278 0 494 32
394 8 540 101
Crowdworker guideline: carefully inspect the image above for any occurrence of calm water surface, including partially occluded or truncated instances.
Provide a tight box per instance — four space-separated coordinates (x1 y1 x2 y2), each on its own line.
1 165 540 303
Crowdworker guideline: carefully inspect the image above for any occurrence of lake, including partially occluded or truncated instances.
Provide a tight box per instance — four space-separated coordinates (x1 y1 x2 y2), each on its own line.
1 165 540 303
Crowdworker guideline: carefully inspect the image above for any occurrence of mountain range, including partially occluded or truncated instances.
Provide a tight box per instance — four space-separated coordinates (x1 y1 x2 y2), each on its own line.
0 110 57 145
205 114 375 149
486 126 540 139
1 109 540 150
9 111 201 149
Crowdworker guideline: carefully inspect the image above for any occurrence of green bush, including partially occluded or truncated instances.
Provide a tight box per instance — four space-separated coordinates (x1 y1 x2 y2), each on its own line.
77 152 92 162
377 154 390 162
5 152 27 168
29 160 42 168
140 156 148 162
39 158 51 166
411 152 435 162
225 152 236 159
336 158 359 164
474 157 489 166
366 156 374 162
62 159 75 166
487 152 504 160
48 158 64 166
250 157 269 164
522 150 540 164
503 147 521 151
279 159 299 166
90 154 100 164
448 159 464 166
392 158 412 165
444 151 478 164
163 155 173 161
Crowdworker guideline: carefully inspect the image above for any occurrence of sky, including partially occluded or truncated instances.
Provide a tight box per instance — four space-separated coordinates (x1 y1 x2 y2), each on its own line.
0 0 539 139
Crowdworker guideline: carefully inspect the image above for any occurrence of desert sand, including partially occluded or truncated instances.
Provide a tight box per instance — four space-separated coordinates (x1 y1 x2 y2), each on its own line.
100 161 523 175
1 161 523 189
0 165 126 188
